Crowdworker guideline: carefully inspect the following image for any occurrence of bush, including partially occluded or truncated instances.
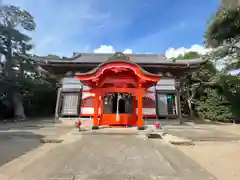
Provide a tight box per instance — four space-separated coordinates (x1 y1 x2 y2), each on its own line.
196 89 233 122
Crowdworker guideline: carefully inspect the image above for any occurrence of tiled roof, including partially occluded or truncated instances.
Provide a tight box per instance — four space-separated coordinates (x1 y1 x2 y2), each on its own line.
35 53 205 65
70 53 167 64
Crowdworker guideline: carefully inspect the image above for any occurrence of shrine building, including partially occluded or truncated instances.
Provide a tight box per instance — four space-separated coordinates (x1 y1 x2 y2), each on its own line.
38 52 205 129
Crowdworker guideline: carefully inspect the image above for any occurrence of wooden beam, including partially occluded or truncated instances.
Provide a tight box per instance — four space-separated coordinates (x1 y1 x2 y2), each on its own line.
54 87 62 121
175 78 183 124
92 88 138 94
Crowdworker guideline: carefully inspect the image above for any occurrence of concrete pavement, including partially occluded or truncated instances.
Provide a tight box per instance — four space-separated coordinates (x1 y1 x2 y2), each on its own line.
0 129 217 180
167 123 240 180
178 141 240 180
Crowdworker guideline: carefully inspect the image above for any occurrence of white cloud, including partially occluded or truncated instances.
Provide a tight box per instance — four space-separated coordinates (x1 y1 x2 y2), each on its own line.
164 44 236 72
94 45 115 53
94 45 133 54
165 44 211 58
123 49 133 54
3 0 128 57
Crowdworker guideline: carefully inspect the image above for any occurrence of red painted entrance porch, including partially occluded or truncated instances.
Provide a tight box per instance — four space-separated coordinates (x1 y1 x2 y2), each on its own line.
75 57 161 129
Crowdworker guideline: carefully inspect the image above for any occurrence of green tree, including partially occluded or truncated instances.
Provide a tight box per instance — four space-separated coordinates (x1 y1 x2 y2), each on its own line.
204 5 240 121
175 52 218 119
0 4 36 121
205 7 240 48
175 52 202 118
205 6 240 72
176 51 201 60
176 51 237 122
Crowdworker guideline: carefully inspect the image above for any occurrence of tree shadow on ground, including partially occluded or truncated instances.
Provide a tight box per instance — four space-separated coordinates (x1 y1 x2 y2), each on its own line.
0 117 57 131
0 131 44 167
183 117 231 125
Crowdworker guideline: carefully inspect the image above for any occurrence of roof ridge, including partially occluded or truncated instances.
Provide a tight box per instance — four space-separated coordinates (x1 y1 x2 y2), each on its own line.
71 52 166 57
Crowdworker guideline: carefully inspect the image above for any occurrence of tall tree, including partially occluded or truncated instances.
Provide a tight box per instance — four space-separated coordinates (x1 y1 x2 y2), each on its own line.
176 52 202 118
205 6 240 72
0 4 36 121
204 5 240 122
174 52 218 119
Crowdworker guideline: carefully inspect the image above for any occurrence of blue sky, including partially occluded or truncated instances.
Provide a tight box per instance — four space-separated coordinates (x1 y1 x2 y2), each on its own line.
3 0 220 57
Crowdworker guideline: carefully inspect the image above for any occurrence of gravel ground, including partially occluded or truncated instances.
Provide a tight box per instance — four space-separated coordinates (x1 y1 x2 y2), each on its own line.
178 141 240 180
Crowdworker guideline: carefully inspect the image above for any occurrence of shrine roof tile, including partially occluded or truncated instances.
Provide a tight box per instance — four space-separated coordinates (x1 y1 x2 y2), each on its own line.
33 53 205 65
71 53 167 63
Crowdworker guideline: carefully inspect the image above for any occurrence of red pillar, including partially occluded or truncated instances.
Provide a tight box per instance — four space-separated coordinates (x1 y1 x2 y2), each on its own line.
132 96 137 124
137 88 143 127
93 92 99 126
99 94 103 119
133 96 137 115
